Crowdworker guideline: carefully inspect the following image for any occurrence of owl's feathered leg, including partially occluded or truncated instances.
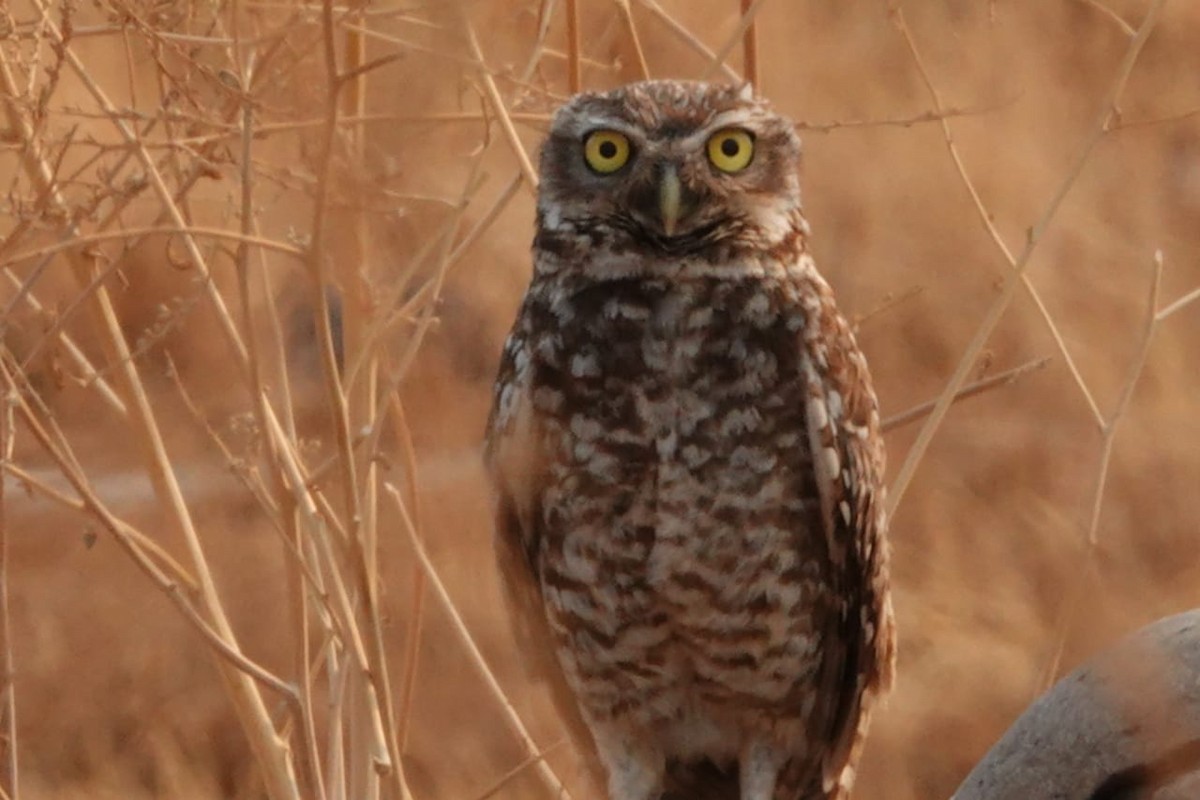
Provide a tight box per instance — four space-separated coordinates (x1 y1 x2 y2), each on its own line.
589 720 665 800
740 739 785 800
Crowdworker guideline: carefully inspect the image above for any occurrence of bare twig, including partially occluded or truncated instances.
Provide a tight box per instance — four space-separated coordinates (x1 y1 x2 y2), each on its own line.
0 20 303 797
796 99 1016 133
614 0 651 80
1039 251 1164 690
853 285 924 330
889 7 1107 432
309 5 410 799
881 357 1051 433
1156 284 1200 321
700 0 768 82
1113 105 1200 130
0 376 17 798
0 226 305 270
473 739 569 800
457 6 540 193
636 0 741 83
739 0 759 89
383 483 574 800
0 353 297 704
884 0 1167 517
389 395 427 755
1074 0 1136 37
565 0 581 93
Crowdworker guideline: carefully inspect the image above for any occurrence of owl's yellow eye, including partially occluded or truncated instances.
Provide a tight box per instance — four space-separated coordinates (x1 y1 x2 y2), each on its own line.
583 130 631 174
706 128 755 173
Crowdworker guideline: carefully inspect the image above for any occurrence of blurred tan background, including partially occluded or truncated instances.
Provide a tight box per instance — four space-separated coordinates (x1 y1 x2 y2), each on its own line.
3 0 1200 798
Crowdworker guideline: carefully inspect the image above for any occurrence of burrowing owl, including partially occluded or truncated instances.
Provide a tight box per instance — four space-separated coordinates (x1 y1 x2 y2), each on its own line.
484 80 895 800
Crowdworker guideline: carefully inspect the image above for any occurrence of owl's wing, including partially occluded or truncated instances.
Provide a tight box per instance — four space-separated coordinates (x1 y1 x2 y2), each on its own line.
483 329 601 765
483 329 555 675
799 297 897 797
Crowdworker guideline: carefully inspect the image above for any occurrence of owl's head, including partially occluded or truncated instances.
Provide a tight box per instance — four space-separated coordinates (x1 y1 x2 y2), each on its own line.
536 80 803 267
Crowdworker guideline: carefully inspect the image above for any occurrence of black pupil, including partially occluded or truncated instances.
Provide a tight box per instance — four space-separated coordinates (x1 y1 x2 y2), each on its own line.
721 137 740 157
598 140 618 159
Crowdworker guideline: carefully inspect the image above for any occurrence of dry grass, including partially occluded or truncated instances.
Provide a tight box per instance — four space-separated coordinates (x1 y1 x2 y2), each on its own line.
2 1 1200 798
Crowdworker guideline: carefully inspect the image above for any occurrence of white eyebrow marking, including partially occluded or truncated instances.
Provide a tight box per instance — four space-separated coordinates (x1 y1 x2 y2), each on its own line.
706 108 763 131
573 117 643 140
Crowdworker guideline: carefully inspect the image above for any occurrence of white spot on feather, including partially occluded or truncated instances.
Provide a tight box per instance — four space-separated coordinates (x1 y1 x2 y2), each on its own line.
719 407 762 437
827 389 844 420
742 290 771 320
570 352 599 378
809 397 829 431
822 446 841 477
681 444 711 469
570 415 604 441
513 346 530 374
497 384 517 419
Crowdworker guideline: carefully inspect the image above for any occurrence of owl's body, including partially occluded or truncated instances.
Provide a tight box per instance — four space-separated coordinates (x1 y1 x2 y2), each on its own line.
485 81 894 800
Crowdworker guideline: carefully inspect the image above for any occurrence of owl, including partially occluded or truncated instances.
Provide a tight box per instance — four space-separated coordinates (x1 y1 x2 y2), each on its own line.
484 80 895 800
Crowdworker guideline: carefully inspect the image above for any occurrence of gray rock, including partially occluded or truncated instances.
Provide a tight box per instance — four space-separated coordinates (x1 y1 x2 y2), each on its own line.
955 610 1200 800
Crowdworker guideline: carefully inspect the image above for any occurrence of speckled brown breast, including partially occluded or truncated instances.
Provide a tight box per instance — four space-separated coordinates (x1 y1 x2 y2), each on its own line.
517 270 838 728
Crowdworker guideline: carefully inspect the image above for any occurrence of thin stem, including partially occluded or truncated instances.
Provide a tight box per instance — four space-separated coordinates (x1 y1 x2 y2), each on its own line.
11 6 302 796
890 5 1105 430
636 0 740 82
383 484 574 800
881 357 1051 434
614 0 651 80
565 0 581 93
884 0 1167 517
1038 251 1163 690
699 0 768 81
0 374 17 799
739 0 759 89
458 9 540 193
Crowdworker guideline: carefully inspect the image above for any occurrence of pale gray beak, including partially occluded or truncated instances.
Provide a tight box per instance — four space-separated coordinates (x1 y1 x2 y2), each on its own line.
659 165 682 237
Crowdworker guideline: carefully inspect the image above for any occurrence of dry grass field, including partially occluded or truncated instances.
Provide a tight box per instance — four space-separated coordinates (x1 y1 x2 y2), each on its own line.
2 1 1200 798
